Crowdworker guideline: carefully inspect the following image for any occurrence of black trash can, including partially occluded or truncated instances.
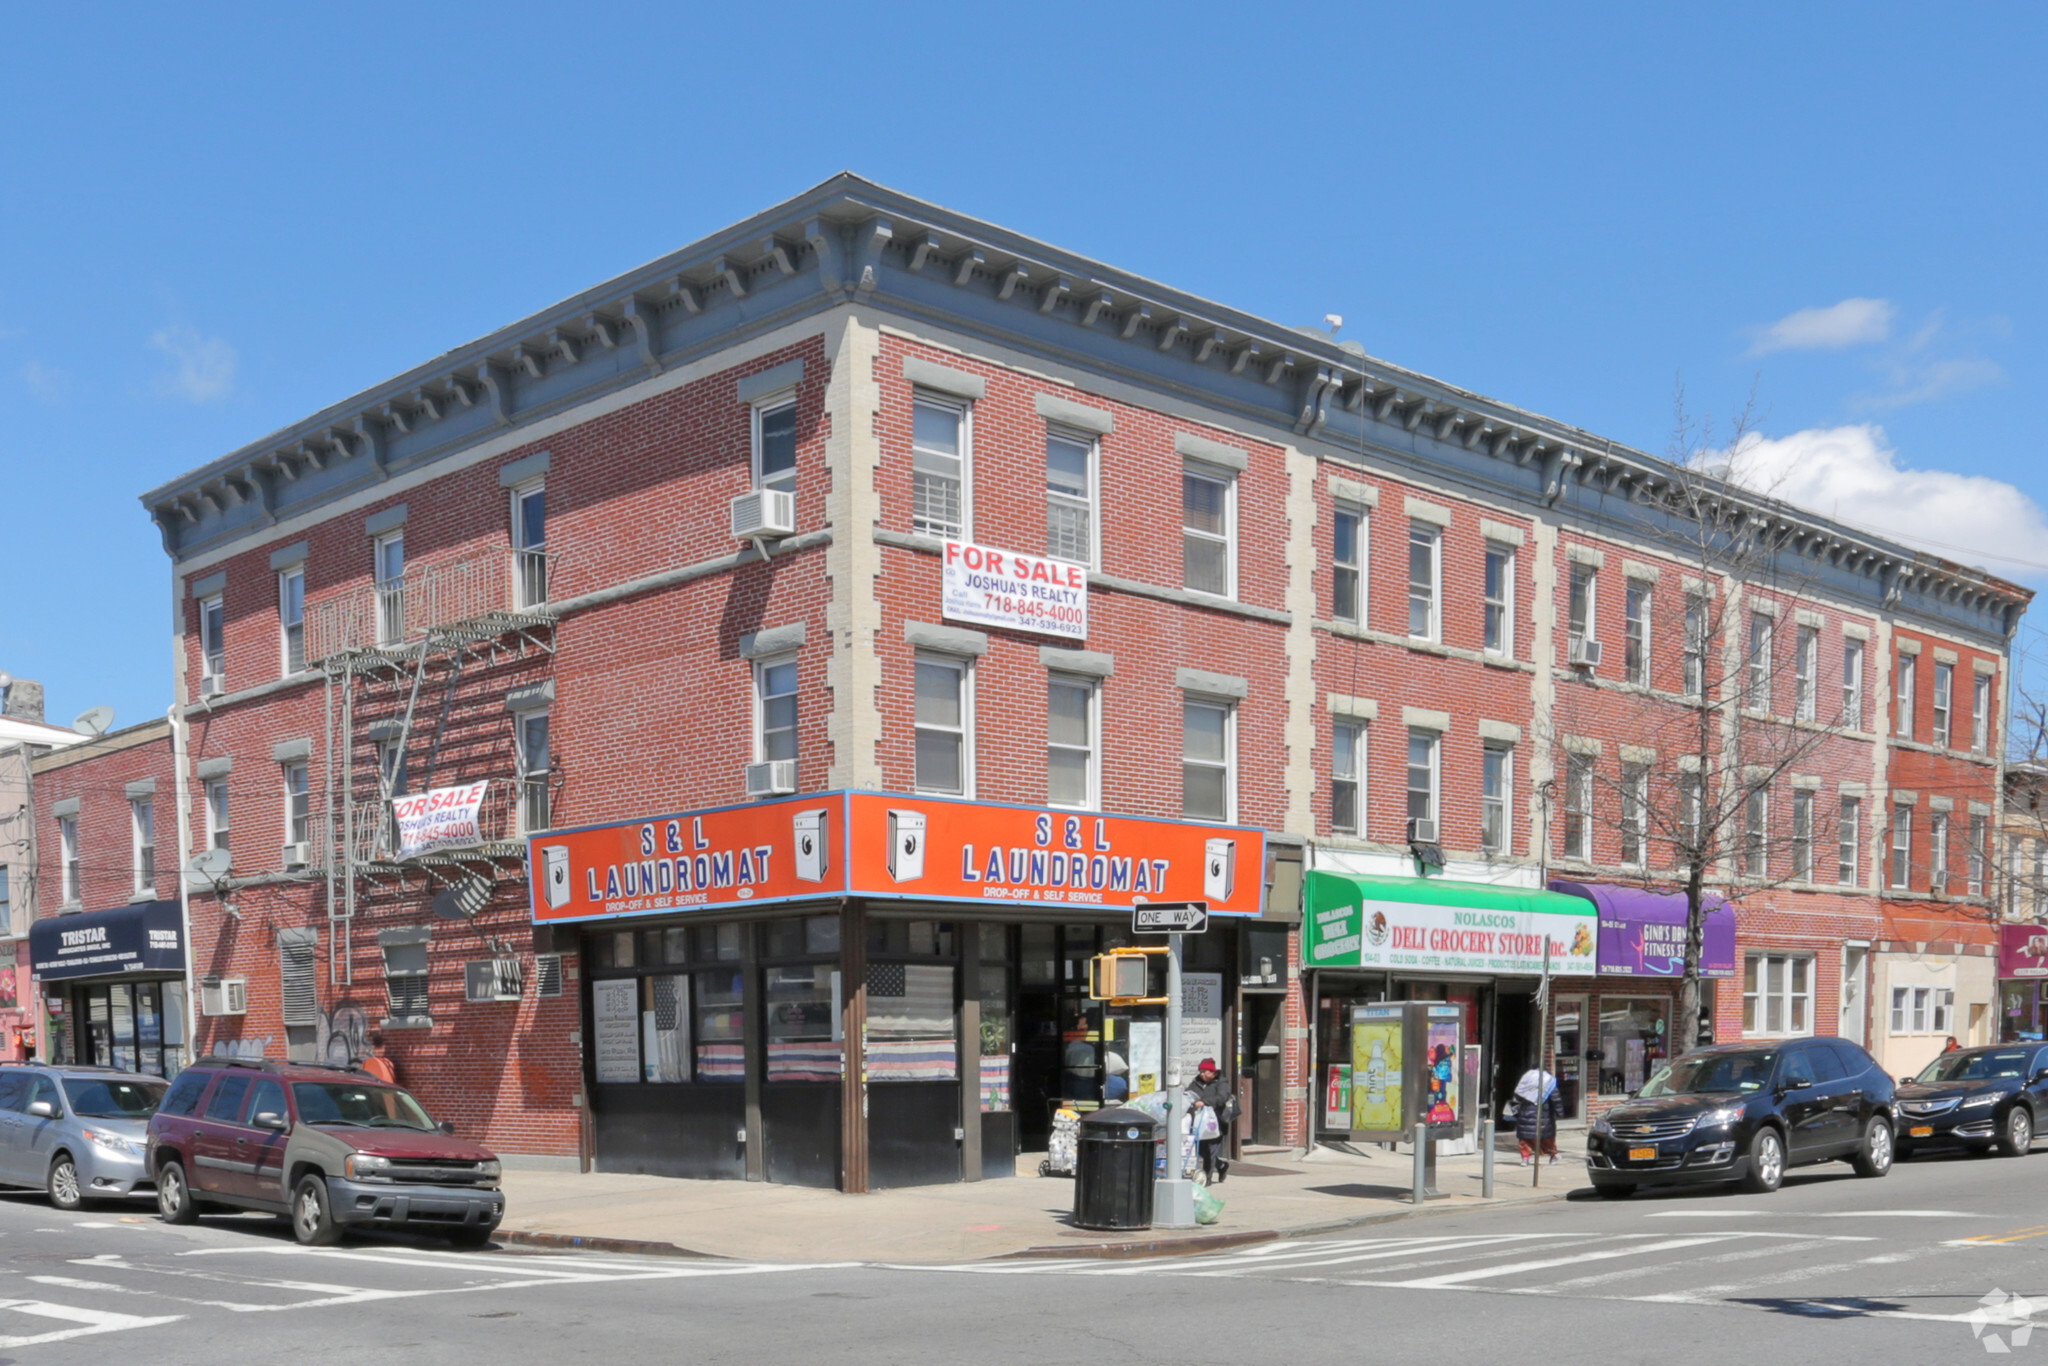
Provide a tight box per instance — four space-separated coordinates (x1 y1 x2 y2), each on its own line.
1074 1106 1157 1231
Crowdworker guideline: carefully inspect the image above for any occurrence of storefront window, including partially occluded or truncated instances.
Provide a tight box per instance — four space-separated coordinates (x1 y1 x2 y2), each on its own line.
865 962 956 1081
765 965 841 1081
1552 995 1585 1120
695 969 745 1081
978 963 1010 1111
1597 997 1669 1096
67 981 185 1078
642 974 690 1083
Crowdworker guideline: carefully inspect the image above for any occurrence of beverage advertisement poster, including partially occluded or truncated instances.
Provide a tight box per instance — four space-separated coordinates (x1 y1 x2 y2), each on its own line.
1324 1063 1352 1128
1350 1007 1403 1132
1424 1013 1460 1125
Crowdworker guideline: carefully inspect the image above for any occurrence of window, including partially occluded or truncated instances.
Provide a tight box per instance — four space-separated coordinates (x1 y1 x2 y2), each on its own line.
1890 986 1928 1034
1620 761 1648 868
1743 953 1813 1036
1932 662 1954 748
204 1075 251 1123
1483 542 1514 656
1332 504 1366 624
1838 796 1861 885
1683 593 1708 698
1047 674 1097 809
283 763 310 848
205 778 230 851
1562 752 1593 862
58 815 79 905
1332 720 1364 836
131 798 155 896
1933 988 1954 1035
755 659 797 767
1567 562 1596 662
1744 786 1769 878
753 398 797 496
1842 639 1865 727
1406 522 1441 640
278 566 305 674
1045 431 1095 566
1406 729 1439 837
199 593 225 694
1795 626 1819 722
1895 649 1916 740
1624 580 1651 685
374 532 405 646
1747 612 1774 714
1182 462 1234 597
380 932 431 1024
1182 697 1234 822
914 656 971 796
1969 814 1989 895
911 397 968 540
1973 673 1993 753
0 867 10 933
1889 804 1912 889
518 710 551 834
1791 789 1814 881
1482 744 1513 856
1930 812 1950 893
1678 771 1704 847
512 482 548 608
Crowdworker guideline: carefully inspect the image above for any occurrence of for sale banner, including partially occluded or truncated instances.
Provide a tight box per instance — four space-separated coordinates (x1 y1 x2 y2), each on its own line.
941 539 1087 641
392 782 491 859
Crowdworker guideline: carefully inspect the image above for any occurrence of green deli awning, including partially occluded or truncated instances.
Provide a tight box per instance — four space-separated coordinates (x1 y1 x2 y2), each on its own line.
1305 873 1597 977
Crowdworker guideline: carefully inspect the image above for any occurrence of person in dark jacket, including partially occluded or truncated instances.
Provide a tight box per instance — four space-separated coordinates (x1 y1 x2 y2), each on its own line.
1186 1057 1236 1183
1512 1067 1562 1164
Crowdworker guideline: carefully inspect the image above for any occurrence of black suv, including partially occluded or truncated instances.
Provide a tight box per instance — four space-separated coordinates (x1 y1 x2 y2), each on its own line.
1895 1043 2048 1158
1586 1038 1896 1198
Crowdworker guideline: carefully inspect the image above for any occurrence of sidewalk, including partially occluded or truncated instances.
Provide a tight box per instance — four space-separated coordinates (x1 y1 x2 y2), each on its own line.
494 1137 1575 1264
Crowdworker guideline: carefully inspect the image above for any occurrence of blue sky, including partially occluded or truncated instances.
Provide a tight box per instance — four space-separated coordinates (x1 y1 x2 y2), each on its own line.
3 3 2045 728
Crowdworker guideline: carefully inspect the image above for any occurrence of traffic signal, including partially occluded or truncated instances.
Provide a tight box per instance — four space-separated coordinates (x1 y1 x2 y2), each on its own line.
1088 952 1151 1001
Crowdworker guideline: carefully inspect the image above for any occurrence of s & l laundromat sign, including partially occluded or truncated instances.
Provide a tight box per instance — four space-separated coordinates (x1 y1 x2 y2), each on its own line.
941 539 1087 641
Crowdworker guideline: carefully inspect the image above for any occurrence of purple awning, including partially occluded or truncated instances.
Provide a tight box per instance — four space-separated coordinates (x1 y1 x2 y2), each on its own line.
1548 880 1737 979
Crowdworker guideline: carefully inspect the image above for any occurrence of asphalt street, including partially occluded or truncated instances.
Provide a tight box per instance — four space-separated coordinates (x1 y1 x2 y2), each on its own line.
1 1143 2046 1365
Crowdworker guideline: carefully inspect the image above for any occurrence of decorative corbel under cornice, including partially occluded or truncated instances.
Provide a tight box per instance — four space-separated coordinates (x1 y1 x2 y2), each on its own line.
548 328 581 366
1157 316 1189 353
805 218 844 295
907 233 941 273
1230 341 1262 376
854 219 893 298
1038 277 1072 315
761 236 797 277
1196 330 1226 364
950 250 984 289
353 415 389 475
998 263 1030 301
711 256 748 300
473 361 513 427
1081 292 1113 330
1294 366 1336 436
622 297 662 373
514 345 547 380
1119 305 1152 341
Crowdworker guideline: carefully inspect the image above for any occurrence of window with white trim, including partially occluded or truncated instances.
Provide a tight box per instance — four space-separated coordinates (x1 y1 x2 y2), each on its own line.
1747 612 1774 714
1562 752 1593 862
205 778 230 852
1332 504 1366 624
1969 814 1989 895
911 396 968 540
1620 760 1648 868
1046 673 1098 810
1182 462 1235 598
1890 986 1928 1035
755 659 798 766
279 566 305 674
1791 789 1814 882
1743 953 1813 1036
1933 988 1954 1035
1930 811 1950 893
1045 430 1095 567
1482 743 1513 856
374 531 405 647
1795 626 1819 722
0 867 10 934
131 797 155 897
1483 542 1514 656
1972 672 1993 754
283 763 310 848
1743 786 1769 878
1332 720 1363 836
58 814 80 905
380 930 431 1025
1889 804 1913 889
511 481 548 608
1842 638 1865 727
1838 795 1861 886
1567 563 1596 663
1181 696 1235 822
1895 649 1916 740
1683 593 1708 699
1932 662 1954 748
199 593 226 694
1406 728 1439 838
1624 579 1651 685
1407 523 1441 641
518 709 552 835
914 655 971 796
753 397 798 496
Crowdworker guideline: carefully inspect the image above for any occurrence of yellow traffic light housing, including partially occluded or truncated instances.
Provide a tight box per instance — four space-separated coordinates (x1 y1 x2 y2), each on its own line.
1088 950 1163 1003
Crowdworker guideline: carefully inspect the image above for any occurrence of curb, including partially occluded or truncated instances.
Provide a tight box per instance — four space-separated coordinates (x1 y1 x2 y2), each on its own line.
493 1228 726 1259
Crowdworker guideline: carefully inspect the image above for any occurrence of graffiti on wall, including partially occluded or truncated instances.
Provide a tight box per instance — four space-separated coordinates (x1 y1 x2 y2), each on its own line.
317 1002 371 1068
214 1036 272 1061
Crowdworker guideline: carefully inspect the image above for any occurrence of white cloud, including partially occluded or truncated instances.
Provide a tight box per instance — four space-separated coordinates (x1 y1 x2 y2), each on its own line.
1857 355 2005 410
1723 424 2048 580
1748 298 1896 355
20 360 66 401
149 326 236 403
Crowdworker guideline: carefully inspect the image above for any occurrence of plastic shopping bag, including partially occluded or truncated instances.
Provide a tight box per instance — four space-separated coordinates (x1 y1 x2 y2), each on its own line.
1194 1106 1221 1140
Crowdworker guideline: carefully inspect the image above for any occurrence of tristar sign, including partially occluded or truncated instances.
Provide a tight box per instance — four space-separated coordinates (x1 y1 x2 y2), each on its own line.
941 539 1087 641
529 793 1264 924
1305 872 1597 977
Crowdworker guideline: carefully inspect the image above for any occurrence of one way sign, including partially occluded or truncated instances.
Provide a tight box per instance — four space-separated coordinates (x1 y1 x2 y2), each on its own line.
1133 901 1209 933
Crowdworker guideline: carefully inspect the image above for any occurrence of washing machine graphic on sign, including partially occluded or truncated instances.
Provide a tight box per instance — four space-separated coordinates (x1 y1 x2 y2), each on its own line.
1203 838 1236 903
540 844 573 909
886 809 927 883
794 808 831 883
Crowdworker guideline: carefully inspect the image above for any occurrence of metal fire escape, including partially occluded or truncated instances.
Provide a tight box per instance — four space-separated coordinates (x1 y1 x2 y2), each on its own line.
310 550 559 986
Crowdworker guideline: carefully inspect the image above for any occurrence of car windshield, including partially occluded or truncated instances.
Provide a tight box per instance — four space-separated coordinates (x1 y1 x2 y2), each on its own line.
1917 1050 2034 1083
62 1078 167 1119
1638 1051 1777 1096
289 1081 437 1131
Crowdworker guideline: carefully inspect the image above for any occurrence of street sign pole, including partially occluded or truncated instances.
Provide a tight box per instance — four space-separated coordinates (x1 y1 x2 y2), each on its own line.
1156 928 1196 1227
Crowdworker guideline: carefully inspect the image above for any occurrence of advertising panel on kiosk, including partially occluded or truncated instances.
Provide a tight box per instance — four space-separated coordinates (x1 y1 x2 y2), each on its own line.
1346 1000 1466 1143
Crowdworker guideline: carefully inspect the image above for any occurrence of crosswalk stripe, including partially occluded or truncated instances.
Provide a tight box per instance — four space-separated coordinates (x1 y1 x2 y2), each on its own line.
1363 1235 1738 1289
0 1299 183 1348
1517 1238 1843 1291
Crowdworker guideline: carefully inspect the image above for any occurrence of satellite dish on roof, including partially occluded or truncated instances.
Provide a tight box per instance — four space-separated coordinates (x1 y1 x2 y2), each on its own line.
73 706 115 736
432 876 493 921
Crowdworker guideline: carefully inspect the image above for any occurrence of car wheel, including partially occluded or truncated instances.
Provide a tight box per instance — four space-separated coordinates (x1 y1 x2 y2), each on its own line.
1851 1117 1894 1177
291 1174 342 1247
2000 1107 2034 1158
1742 1128 1785 1193
46 1155 83 1211
446 1226 495 1250
156 1159 199 1225
1594 1182 1635 1200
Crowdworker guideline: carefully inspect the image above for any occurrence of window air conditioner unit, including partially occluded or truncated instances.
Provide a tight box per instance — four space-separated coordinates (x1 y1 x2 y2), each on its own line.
200 976 248 1016
200 673 223 698
745 760 798 799
1570 638 1603 668
281 842 311 870
1408 818 1440 845
731 489 797 541
464 958 525 1003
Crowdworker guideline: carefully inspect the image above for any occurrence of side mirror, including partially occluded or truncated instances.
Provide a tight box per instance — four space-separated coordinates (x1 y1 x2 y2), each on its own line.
1898 1075 1916 1087
25 1101 56 1119
2033 1068 2048 1084
252 1111 288 1131
437 1120 456 1136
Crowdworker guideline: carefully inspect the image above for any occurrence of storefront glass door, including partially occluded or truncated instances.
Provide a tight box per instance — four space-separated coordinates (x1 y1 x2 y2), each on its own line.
1551 994 1586 1121
74 980 185 1078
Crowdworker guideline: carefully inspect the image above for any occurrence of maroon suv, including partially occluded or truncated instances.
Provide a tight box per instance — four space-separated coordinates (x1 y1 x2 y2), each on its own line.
145 1057 504 1247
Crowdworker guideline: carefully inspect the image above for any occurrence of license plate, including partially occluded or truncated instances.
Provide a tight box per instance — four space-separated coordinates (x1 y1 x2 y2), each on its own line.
1909 1125 1934 1138
1628 1146 1657 1161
